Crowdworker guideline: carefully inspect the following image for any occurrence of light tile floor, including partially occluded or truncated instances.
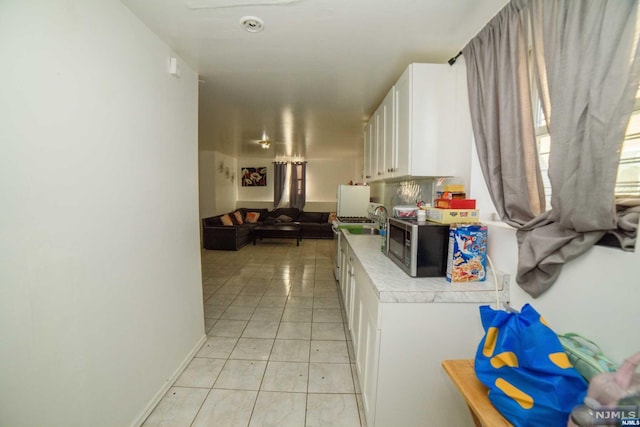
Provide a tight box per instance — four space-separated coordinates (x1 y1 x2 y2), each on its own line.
143 239 366 427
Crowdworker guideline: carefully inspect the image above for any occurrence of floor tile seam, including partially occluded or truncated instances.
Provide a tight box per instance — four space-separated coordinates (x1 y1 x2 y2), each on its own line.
244 356 272 427
354 392 366 427
167 384 215 391
214 356 269 386
303 386 309 426
228 337 276 361
303 309 313 426
187 387 213 427
306 391 360 395
192 355 229 361
211 385 262 392
210 320 251 349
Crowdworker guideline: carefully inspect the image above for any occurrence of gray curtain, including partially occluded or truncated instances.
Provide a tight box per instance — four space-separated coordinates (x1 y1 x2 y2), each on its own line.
273 162 288 209
289 161 307 210
463 0 545 229
463 0 640 297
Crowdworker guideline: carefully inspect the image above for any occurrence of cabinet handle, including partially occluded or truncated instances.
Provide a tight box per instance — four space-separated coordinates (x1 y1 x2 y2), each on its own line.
365 175 371 179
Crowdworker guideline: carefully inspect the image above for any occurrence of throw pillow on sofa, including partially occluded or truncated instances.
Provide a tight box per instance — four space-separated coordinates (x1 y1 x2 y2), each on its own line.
275 215 293 223
271 208 300 221
245 212 260 223
233 210 244 224
220 214 234 226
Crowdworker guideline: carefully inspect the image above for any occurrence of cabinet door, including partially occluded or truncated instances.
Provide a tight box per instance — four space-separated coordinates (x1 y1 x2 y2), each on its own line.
352 281 362 359
352 262 381 427
375 106 385 179
382 88 395 178
362 310 381 424
345 256 356 332
408 63 457 177
339 244 348 299
363 120 373 182
365 63 471 182
394 68 410 177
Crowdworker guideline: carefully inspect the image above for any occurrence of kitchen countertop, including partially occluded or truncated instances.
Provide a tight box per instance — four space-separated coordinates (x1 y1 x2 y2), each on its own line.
342 231 510 304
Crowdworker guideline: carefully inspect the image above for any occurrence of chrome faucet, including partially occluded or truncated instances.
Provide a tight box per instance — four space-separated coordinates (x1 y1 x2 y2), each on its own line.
373 205 387 230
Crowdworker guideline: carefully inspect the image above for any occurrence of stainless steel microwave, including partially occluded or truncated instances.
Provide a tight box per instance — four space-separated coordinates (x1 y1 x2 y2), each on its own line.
386 217 450 277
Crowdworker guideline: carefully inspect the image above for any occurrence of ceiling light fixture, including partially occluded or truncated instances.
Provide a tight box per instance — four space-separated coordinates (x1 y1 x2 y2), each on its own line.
258 139 271 149
240 16 264 33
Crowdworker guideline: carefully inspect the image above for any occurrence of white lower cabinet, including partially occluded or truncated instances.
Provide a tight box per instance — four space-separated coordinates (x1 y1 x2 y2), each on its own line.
340 243 358 335
339 243 348 299
345 256 356 332
343 238 487 427
352 260 381 423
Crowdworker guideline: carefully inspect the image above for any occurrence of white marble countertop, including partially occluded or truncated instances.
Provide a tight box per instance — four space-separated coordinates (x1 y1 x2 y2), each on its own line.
342 231 510 304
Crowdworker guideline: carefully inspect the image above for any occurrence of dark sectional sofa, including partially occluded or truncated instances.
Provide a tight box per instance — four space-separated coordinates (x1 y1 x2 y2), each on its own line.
202 207 335 251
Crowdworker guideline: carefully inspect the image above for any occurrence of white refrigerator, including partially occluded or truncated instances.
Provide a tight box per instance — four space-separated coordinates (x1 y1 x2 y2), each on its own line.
336 185 371 217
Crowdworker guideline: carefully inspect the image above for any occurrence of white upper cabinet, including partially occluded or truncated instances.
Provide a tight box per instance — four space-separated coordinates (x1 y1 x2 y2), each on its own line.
375 104 385 179
365 62 472 181
363 117 374 181
363 120 369 181
366 86 395 182
381 88 395 179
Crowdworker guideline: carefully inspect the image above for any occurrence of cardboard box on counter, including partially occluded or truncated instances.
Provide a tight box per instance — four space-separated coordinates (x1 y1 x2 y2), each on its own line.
426 207 479 224
434 198 476 209
436 191 467 200
442 184 465 192
446 224 488 283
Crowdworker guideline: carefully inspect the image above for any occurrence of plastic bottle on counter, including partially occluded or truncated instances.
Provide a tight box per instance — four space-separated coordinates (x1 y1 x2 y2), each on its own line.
380 228 387 253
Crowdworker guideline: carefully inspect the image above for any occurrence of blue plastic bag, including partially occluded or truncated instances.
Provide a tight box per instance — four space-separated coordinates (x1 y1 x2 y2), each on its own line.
475 304 588 427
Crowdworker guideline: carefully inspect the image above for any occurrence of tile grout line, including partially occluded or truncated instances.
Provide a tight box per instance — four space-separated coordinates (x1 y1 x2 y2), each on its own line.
304 271 314 427
187 387 213 427
158 241 362 427
246 261 290 426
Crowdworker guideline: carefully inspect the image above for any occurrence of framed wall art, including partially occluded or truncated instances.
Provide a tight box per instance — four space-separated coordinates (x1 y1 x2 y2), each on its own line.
241 167 267 186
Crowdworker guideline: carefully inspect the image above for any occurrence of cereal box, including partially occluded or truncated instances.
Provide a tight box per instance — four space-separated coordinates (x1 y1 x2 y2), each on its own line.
426 207 480 224
446 224 488 283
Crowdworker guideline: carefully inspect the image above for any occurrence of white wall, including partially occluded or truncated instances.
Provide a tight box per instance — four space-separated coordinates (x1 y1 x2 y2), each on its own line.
199 151 237 217
199 150 217 218
213 151 238 214
307 157 361 202
469 141 640 364
238 158 274 205
0 2 204 426
235 156 359 211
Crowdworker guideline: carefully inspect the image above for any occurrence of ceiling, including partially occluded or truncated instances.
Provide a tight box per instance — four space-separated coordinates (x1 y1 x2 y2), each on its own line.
120 0 507 160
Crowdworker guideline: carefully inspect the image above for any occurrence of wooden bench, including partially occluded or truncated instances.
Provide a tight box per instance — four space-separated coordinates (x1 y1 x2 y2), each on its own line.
442 359 512 427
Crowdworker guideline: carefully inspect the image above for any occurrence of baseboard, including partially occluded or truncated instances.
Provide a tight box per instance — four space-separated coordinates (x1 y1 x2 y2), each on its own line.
130 334 208 427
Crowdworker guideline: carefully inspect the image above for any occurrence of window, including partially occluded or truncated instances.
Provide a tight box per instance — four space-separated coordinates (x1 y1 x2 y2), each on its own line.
616 91 640 198
534 101 552 208
292 163 304 198
535 89 640 209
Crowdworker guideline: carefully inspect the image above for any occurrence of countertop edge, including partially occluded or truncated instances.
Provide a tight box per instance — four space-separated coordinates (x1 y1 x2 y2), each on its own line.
342 231 510 304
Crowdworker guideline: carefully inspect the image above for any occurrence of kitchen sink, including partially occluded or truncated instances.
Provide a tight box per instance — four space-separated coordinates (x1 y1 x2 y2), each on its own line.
347 227 380 235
